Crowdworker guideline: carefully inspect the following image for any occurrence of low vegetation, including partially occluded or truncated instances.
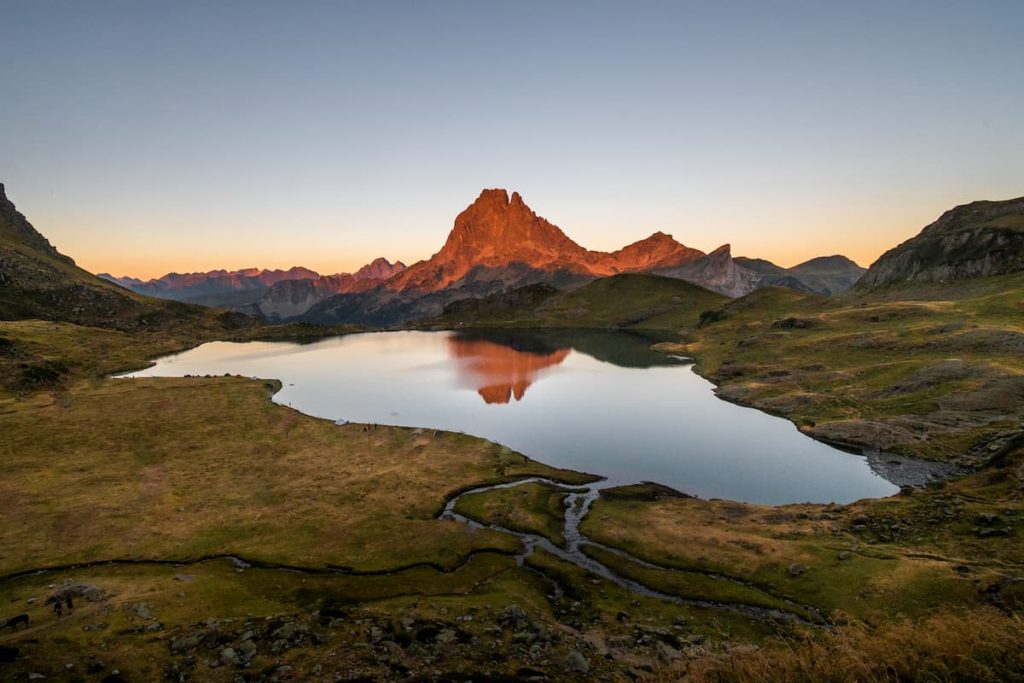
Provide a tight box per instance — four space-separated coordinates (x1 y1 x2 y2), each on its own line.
2 269 1023 680
680 274 1024 464
432 273 728 330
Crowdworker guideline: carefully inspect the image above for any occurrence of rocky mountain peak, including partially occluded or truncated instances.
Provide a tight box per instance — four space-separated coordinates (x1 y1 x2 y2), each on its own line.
859 196 1024 288
354 257 406 281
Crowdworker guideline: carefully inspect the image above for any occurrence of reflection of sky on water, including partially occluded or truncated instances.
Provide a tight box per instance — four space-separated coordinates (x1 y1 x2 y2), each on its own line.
124 330 898 505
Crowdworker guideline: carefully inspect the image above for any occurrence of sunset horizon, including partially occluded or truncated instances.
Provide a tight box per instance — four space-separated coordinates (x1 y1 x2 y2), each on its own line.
3 3 1023 681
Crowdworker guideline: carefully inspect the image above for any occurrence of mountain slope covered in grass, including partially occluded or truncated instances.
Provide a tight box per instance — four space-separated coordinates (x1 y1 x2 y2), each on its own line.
433 272 728 330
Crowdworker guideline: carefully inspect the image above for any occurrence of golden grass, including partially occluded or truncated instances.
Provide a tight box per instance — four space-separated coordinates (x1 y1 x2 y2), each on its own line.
657 608 1024 683
0 374 590 575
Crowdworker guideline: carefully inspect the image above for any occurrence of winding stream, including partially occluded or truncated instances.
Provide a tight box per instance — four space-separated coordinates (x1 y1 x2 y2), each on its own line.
441 477 826 624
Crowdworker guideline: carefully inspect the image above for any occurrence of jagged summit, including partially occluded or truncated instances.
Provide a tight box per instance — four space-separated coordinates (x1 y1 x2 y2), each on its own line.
388 189 704 292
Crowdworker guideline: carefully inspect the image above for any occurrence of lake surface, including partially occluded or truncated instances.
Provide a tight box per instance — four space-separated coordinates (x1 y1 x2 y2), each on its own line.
123 329 899 504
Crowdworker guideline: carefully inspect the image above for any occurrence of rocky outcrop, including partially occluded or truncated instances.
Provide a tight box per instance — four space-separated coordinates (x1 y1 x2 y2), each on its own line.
655 245 762 297
858 196 1024 288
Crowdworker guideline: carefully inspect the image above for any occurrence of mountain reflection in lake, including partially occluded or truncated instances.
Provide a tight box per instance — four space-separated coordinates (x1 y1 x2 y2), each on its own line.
447 335 570 404
123 329 900 504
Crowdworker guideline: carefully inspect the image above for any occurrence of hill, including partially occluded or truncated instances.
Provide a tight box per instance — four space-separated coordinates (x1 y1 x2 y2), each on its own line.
858 196 1024 288
0 183 257 334
434 272 728 330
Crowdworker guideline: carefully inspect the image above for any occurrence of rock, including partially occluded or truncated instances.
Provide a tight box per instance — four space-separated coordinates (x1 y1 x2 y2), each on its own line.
615 611 630 622
565 650 589 674
978 527 1010 538
977 513 1001 526
788 563 807 577
28 674 45 681
237 638 257 664
170 634 201 654
499 604 529 627
273 622 300 641
219 647 239 666
173 574 196 582
129 603 155 620
657 641 683 661
837 551 852 561
435 628 458 645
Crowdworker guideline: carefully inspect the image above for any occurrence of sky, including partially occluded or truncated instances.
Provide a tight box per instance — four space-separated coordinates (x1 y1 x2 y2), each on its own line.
2 1 1022 279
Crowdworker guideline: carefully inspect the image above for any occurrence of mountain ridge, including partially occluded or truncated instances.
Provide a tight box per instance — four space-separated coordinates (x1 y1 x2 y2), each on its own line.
858 196 1024 288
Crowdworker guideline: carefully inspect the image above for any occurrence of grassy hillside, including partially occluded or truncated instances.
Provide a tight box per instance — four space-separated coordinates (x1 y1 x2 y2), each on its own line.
668 274 1024 463
2 319 1022 681
433 272 728 330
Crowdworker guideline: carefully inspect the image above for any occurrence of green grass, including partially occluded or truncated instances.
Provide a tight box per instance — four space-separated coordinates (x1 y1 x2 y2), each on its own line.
676 275 1024 462
454 481 572 546
432 273 728 330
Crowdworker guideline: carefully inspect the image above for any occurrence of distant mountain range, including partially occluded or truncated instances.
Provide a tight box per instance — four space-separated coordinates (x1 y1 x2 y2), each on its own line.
101 188 866 326
99 258 406 312
5 182 1023 331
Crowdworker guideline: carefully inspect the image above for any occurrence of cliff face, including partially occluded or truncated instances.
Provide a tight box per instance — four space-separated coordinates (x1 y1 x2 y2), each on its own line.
859 197 1024 288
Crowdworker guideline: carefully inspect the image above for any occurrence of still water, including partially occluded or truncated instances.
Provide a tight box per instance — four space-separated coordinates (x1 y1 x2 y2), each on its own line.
122 329 898 504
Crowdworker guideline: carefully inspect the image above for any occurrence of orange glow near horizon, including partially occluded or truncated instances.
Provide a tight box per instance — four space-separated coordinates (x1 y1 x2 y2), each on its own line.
31 187 1011 280
447 337 570 405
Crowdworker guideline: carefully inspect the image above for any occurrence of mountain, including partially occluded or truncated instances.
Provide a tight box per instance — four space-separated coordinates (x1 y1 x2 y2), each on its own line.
858 196 1024 289
788 255 866 295
105 257 407 316
658 247 864 298
655 244 762 297
0 183 252 333
295 189 867 326
99 266 321 303
254 258 406 320
387 189 704 293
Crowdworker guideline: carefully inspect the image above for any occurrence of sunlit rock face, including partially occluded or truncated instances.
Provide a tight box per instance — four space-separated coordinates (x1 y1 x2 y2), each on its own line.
447 336 570 404
387 189 704 293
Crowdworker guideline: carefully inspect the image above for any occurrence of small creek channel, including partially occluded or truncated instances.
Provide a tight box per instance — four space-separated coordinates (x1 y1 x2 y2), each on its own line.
441 477 825 624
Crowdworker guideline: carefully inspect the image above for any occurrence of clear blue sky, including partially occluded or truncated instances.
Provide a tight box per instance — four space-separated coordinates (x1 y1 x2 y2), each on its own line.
2 1 1022 278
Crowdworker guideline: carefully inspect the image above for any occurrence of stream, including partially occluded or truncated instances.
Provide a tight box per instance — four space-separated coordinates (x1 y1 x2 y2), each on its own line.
440 477 826 624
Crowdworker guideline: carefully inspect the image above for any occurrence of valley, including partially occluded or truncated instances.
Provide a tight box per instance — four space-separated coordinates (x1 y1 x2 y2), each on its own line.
1 184 1023 682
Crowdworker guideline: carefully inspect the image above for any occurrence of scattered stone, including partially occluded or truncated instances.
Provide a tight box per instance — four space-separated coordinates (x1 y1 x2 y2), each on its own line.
977 513 1001 526
219 647 239 667
788 563 807 577
657 641 683 661
978 527 1010 539
28 674 45 681
837 551 852 561
565 650 589 674
173 574 196 582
